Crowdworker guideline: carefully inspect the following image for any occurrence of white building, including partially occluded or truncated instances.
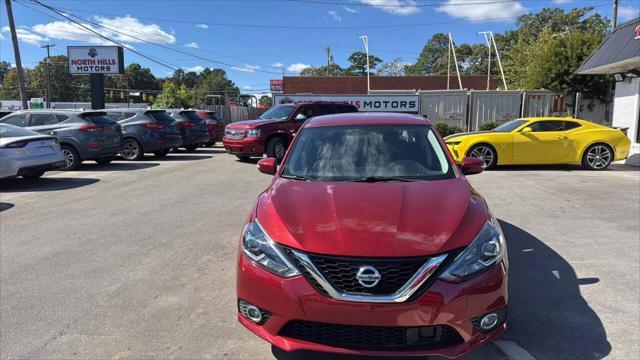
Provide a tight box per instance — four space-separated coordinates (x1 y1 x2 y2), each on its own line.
577 18 640 165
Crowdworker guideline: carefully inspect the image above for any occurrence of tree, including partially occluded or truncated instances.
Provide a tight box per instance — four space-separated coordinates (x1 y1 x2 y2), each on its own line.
192 68 239 104
259 95 272 107
299 63 345 77
0 61 12 85
347 51 382 75
405 33 450 75
377 58 407 76
153 82 195 108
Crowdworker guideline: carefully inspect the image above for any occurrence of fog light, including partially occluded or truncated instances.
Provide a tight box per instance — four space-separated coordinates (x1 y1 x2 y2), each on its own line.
479 313 498 330
238 300 271 324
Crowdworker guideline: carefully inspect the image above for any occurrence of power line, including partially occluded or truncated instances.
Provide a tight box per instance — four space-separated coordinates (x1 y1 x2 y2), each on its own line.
288 0 527 8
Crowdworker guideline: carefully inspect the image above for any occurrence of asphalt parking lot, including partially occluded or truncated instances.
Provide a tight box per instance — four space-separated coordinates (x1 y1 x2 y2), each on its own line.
1 147 638 360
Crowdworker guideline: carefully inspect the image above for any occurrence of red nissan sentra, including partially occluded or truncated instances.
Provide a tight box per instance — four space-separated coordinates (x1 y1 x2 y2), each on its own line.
236 112 508 358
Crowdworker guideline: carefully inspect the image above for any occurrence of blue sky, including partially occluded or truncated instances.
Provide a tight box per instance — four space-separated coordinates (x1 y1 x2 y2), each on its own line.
1 0 639 94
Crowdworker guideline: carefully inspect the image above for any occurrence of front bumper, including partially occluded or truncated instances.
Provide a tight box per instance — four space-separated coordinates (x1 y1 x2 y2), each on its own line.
236 254 508 358
223 138 265 157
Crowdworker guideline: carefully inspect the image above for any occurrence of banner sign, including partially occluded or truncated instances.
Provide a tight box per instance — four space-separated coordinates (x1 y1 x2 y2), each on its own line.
270 79 283 93
273 94 419 113
67 46 125 75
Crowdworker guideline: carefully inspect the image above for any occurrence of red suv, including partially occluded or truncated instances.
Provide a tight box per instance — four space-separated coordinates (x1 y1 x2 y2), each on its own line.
196 110 224 146
223 102 357 162
236 113 507 358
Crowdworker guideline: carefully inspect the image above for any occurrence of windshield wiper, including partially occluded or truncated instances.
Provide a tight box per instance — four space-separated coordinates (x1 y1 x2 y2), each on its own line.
281 174 313 181
343 176 419 183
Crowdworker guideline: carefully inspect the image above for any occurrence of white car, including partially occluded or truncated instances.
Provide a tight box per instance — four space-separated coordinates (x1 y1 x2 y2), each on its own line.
0 124 65 179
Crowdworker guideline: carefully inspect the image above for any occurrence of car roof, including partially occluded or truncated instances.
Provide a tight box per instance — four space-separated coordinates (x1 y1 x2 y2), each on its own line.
103 108 158 112
9 109 106 115
305 112 431 128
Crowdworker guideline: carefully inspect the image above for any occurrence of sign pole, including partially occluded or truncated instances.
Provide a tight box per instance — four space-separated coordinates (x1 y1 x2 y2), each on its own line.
90 73 105 110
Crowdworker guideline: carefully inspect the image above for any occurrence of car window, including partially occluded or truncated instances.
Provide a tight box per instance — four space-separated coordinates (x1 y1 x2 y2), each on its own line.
0 114 28 127
259 105 294 120
81 113 116 125
108 112 136 121
294 106 314 121
493 119 527 132
528 121 565 132
337 105 358 113
282 125 454 181
29 113 59 126
55 114 69 122
563 121 581 130
315 105 334 116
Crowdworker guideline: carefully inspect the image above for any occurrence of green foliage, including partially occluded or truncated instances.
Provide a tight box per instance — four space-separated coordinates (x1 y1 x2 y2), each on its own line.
0 61 11 85
299 63 345 77
153 82 195 108
406 33 450 75
192 68 239 104
479 122 500 131
435 122 465 137
259 95 272 107
377 58 407 76
347 51 383 75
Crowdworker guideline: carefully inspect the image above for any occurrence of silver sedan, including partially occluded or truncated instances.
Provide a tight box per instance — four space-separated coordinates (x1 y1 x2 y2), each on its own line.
0 124 65 179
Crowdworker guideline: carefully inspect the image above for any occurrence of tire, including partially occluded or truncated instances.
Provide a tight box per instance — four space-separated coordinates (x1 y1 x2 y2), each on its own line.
153 149 170 157
236 155 251 162
266 137 286 163
95 156 114 165
184 144 198 151
582 143 613 170
121 138 144 161
467 144 497 169
60 144 81 170
22 170 44 179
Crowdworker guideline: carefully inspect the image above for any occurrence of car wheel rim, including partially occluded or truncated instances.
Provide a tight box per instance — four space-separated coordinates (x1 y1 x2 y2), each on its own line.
470 146 494 167
123 141 138 159
62 149 75 167
587 145 611 169
275 143 285 160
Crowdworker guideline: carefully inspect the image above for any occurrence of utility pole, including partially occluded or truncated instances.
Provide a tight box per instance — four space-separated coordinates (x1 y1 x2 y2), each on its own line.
41 44 55 108
325 46 332 76
359 35 370 93
5 0 28 109
611 0 618 31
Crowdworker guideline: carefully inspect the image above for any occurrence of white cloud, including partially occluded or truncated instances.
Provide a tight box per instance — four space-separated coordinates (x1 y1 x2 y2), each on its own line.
1 26 49 45
328 10 342 21
184 41 199 48
359 0 420 16
271 62 284 68
195 24 209 29
242 85 253 90
31 16 175 45
1 26 8 32
618 6 640 22
552 0 572 4
343 6 360 13
0 32 4 40
287 63 311 73
437 0 527 22
232 64 260 73
184 65 205 73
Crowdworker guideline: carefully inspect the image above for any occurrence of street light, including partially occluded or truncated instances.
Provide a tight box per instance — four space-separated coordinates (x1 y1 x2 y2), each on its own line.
359 35 370 94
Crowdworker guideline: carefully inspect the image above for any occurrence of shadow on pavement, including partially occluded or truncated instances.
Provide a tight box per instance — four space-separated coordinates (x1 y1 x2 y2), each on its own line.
493 164 586 172
156 155 213 161
0 177 100 193
191 148 229 154
236 158 261 165
500 220 610 359
0 202 15 212
75 162 160 171
270 221 610 360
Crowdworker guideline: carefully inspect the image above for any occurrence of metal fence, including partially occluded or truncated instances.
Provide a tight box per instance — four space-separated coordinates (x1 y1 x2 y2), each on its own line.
205 105 267 124
419 90 468 129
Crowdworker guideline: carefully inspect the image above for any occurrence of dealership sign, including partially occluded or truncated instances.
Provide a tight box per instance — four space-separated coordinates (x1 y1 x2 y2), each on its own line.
270 79 283 93
67 46 125 75
272 94 419 112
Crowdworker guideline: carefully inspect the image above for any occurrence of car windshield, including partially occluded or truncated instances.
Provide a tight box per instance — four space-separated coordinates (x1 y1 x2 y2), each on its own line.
492 119 527 132
259 106 294 120
0 123 39 137
181 111 204 123
281 125 455 182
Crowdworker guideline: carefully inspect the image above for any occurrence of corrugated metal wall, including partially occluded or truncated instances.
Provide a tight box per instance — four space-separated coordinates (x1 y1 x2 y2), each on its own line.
468 91 522 131
419 90 468 129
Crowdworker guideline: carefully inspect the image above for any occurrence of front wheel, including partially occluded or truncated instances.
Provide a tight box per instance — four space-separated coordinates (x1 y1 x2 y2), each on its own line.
121 138 144 161
582 143 613 170
468 144 497 169
154 150 170 157
60 144 81 170
266 137 286 163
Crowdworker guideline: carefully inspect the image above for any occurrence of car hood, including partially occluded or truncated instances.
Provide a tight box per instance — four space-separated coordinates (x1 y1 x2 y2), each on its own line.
255 177 489 257
444 131 493 141
226 119 276 128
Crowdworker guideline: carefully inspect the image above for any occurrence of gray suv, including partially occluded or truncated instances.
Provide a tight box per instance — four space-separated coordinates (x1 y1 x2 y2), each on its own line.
104 108 182 160
0 110 123 170
164 109 210 151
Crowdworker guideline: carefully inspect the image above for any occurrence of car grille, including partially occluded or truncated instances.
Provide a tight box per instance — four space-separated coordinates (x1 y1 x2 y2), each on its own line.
225 128 245 140
284 248 429 296
279 320 463 350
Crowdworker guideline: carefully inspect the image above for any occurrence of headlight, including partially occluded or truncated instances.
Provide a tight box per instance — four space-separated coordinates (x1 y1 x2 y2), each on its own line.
242 219 300 278
246 129 261 138
439 216 506 283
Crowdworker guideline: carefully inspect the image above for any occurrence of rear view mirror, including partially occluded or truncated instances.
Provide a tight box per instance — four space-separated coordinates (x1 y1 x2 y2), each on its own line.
460 157 485 175
295 114 307 121
521 127 533 133
258 158 277 175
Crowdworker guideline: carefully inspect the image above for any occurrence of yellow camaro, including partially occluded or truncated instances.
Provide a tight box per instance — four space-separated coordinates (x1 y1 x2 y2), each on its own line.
445 117 631 170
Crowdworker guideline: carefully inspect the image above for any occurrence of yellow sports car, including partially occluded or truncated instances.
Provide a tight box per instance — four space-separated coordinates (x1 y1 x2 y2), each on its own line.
445 117 631 170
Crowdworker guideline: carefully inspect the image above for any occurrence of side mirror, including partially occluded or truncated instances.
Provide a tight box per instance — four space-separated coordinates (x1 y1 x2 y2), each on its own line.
295 113 307 121
257 158 277 175
460 157 486 175
521 127 533 133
